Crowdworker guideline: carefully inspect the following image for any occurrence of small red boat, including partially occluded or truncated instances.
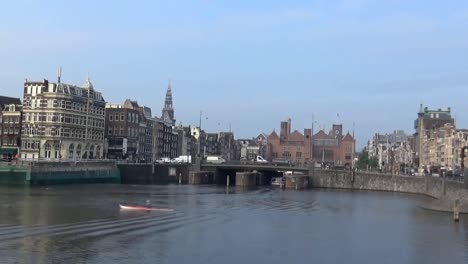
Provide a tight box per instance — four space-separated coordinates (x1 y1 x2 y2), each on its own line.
119 204 174 212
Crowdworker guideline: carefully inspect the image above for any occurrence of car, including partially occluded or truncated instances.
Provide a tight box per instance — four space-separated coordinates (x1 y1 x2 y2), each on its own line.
206 156 226 164
254 155 268 164
272 158 292 166
155 157 171 164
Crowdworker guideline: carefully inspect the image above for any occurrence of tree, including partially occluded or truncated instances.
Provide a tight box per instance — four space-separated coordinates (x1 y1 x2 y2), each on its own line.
368 157 379 169
357 149 379 170
357 151 369 170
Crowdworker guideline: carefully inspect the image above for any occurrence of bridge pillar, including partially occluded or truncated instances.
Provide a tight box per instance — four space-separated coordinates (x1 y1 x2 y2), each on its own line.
235 172 258 187
189 171 213 185
285 175 309 190
308 163 314 177
465 169 468 189
193 158 201 172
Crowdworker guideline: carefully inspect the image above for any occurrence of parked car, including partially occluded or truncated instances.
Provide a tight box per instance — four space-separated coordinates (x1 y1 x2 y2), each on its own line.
206 156 226 164
272 158 292 166
253 155 268 164
174 155 192 163
155 157 171 164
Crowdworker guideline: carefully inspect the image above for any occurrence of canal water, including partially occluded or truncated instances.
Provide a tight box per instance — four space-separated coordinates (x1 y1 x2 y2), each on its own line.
0 185 467 264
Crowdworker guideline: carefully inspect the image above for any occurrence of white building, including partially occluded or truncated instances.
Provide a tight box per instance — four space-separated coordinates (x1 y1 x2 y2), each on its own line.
21 71 106 160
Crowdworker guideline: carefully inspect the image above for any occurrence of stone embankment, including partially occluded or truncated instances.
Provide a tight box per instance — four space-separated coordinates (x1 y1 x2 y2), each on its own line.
310 169 468 213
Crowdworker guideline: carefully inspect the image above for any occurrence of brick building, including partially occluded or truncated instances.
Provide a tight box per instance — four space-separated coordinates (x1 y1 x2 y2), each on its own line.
266 119 355 167
266 119 312 165
105 99 146 161
0 96 22 159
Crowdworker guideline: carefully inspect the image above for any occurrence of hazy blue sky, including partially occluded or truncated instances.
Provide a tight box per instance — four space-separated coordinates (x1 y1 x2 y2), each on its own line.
1 0 468 148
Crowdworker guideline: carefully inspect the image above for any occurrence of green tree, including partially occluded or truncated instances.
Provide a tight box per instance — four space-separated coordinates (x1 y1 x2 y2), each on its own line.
357 151 369 170
357 150 379 170
368 157 379 169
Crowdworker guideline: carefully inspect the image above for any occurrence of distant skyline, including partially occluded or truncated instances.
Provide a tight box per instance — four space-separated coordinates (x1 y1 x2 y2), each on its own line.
1 0 468 148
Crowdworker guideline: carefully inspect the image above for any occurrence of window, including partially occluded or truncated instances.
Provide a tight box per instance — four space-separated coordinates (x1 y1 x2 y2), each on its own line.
115 114 119 121
109 127 113 135
109 114 113 121
296 152 302 159
121 114 124 121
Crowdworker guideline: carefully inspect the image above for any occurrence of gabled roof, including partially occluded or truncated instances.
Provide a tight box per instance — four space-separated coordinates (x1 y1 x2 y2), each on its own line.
342 132 354 142
289 130 304 141
314 130 333 140
0 96 21 110
267 130 279 141
256 133 267 140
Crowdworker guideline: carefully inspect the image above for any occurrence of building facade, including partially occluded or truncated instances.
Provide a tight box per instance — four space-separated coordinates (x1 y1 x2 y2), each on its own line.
105 100 144 161
267 119 355 167
414 104 454 169
175 125 193 158
420 123 468 172
266 119 312 165
219 132 235 161
0 96 22 158
155 118 178 159
236 139 259 161
367 130 413 172
21 74 106 160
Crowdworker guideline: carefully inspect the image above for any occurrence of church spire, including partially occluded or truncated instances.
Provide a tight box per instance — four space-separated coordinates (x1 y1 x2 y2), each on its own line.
162 80 175 125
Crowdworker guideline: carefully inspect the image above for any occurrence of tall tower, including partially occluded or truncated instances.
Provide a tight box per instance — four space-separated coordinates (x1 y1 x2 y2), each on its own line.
162 81 175 125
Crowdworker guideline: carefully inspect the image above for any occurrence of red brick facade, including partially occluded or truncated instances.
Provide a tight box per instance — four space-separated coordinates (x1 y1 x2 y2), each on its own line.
266 119 355 167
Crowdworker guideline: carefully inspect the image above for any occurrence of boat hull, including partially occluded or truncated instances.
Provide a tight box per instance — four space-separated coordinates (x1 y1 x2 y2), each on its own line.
119 204 173 212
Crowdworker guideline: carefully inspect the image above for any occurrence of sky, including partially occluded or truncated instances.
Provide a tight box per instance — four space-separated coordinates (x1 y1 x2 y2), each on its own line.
1 0 468 148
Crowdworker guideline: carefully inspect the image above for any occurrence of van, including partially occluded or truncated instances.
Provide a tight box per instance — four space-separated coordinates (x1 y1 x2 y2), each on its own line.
254 155 268 164
155 157 171 164
206 156 226 164
174 155 191 163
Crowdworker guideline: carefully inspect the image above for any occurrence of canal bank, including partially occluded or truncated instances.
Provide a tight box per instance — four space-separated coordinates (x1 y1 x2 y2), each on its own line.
0 161 120 185
309 169 468 213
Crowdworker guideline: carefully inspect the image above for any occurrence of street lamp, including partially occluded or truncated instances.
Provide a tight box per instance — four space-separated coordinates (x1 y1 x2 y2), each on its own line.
197 110 202 162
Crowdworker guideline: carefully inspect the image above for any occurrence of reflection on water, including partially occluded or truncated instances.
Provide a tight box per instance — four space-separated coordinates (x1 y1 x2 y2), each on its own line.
0 185 467 264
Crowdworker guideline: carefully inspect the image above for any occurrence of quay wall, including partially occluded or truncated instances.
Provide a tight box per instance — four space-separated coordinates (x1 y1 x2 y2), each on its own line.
310 169 468 212
0 161 120 185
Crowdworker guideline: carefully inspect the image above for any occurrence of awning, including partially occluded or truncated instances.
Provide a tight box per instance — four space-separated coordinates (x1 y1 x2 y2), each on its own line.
0 148 18 155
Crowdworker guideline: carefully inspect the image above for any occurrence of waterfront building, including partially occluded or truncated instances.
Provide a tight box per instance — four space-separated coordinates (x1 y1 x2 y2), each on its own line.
154 117 178 159
204 132 219 156
367 130 413 172
0 96 22 159
219 132 235 161
421 123 468 172
235 139 259 161
156 83 178 159
266 119 312 165
175 125 194 159
266 119 355 167
105 99 145 161
21 72 106 160
255 133 268 159
414 104 454 169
